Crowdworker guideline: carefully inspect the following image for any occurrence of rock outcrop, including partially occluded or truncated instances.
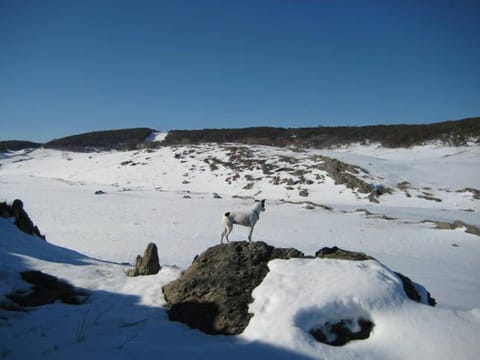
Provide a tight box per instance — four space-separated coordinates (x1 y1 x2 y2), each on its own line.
162 242 436 337
162 241 303 335
127 242 161 276
423 219 480 237
0 199 45 240
316 246 374 261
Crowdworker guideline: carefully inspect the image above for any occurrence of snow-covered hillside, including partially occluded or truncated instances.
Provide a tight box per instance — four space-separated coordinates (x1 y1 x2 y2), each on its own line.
1 142 479 359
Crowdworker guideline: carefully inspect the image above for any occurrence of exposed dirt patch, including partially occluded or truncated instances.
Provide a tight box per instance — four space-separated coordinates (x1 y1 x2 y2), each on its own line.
422 220 480 237
457 187 480 200
417 193 442 202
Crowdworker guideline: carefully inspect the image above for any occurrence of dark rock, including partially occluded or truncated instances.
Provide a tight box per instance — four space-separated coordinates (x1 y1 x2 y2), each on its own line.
0 202 11 217
395 272 436 306
127 243 161 277
417 194 442 202
309 318 374 346
162 241 304 335
7 271 88 307
397 181 411 191
11 199 23 218
242 183 254 190
95 190 106 195
299 189 309 197
0 200 45 240
315 246 374 261
368 183 394 202
271 247 304 260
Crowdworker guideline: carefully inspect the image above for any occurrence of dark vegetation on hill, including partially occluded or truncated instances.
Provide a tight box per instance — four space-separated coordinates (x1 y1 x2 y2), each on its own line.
43 128 155 152
0 141 42 152
1 118 478 152
163 117 480 148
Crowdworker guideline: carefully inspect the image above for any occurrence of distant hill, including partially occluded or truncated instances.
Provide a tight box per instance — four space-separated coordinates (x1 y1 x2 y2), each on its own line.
0 141 42 152
43 128 156 152
1 118 479 152
163 117 480 148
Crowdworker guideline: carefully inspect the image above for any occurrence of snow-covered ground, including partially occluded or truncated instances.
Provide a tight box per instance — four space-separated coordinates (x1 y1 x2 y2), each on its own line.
1 142 479 359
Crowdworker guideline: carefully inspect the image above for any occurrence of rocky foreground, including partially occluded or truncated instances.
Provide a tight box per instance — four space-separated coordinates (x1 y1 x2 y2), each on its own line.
2 199 478 359
162 241 435 345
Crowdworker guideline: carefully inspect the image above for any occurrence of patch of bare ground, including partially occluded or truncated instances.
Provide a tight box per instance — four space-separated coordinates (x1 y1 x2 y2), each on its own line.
417 191 443 202
312 155 372 194
355 209 397 220
279 199 333 211
457 187 480 200
398 181 413 197
421 220 480 237
172 145 391 201
221 146 387 199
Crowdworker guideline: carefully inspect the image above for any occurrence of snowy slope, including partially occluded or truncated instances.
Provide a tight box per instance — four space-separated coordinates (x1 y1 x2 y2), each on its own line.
2 143 479 225
1 142 480 359
245 258 480 359
1 215 479 359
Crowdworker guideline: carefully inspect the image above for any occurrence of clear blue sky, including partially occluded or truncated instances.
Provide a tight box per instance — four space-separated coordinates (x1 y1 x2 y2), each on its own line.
1 0 479 142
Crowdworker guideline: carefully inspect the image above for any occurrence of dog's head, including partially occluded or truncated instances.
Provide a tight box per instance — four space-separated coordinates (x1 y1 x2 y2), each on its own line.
255 199 266 212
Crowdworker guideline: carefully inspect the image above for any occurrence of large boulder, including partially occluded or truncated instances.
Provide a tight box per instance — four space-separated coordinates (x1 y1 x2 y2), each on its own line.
162 241 304 335
163 242 436 337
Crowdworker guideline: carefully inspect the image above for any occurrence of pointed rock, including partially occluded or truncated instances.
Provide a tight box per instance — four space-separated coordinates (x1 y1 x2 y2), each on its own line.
127 242 161 276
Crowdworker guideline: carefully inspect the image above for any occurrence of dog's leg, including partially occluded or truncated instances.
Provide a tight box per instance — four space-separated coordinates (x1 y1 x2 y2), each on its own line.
248 225 255 242
223 223 233 243
222 212 234 244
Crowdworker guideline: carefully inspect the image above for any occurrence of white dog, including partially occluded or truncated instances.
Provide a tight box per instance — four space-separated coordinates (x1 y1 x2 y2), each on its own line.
221 200 266 243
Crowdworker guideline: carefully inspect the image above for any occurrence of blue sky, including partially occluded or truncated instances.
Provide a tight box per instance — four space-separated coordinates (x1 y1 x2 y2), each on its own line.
1 0 479 142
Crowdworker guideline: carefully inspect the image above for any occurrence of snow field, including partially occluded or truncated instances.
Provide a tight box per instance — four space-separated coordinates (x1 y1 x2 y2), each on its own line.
1 142 479 359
